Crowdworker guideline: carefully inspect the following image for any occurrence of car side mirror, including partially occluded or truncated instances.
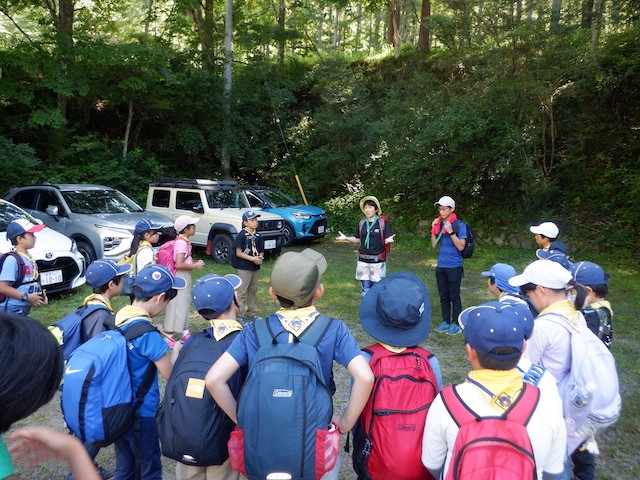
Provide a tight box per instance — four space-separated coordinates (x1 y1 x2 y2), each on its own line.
46 205 59 217
193 205 204 214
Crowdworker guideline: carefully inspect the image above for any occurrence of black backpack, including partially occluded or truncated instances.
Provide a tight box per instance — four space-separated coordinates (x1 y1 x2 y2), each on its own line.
157 328 244 466
452 220 475 259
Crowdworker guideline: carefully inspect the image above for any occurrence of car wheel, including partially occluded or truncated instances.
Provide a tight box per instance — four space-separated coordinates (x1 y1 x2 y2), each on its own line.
211 234 233 264
282 223 296 248
77 241 96 266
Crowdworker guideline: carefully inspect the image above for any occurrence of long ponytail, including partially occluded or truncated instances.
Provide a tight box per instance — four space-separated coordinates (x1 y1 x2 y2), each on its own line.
568 280 588 310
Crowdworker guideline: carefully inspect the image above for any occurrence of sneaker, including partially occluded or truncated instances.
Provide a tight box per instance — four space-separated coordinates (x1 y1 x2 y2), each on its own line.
248 313 263 322
181 332 191 342
446 323 462 335
237 317 249 328
164 335 176 348
435 321 450 333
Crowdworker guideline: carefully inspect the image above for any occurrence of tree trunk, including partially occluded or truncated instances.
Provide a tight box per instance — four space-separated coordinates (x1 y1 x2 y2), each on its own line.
123 101 133 161
417 0 430 53
550 0 562 32
590 0 605 54
581 0 594 28
277 0 285 70
222 0 233 179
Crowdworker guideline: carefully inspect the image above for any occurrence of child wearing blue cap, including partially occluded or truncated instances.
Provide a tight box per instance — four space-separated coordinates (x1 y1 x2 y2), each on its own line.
130 219 162 276
570 261 612 349
114 264 186 480
423 302 566 479
231 210 265 324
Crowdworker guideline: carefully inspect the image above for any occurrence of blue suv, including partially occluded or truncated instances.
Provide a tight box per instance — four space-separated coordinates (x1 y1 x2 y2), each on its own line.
244 186 328 247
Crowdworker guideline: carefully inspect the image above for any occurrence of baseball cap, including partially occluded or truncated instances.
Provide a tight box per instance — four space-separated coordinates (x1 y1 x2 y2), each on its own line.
530 222 559 239
570 261 610 286
133 264 187 297
508 259 572 289
434 196 455 208
481 263 519 294
242 210 261 222
359 196 382 215
192 273 242 319
359 272 431 347
6 219 46 241
86 259 131 288
458 301 530 360
536 249 572 270
270 248 327 308
174 215 199 233
134 219 162 234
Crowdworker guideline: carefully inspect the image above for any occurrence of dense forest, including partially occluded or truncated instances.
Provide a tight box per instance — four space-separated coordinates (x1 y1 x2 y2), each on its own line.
1 0 638 256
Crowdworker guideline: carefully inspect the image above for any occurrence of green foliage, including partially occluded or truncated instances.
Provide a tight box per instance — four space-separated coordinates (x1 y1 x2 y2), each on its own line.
0 137 41 195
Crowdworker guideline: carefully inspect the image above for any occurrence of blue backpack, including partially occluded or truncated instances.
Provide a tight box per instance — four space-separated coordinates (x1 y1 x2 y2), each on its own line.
229 315 340 480
157 328 244 466
49 304 112 361
61 320 158 447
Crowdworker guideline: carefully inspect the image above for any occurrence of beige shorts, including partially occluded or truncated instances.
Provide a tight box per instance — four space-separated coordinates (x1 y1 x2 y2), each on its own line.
356 260 387 282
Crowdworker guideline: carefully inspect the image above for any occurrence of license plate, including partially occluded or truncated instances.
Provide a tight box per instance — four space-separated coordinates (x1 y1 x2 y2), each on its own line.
318 225 325 234
40 269 63 286
264 240 276 250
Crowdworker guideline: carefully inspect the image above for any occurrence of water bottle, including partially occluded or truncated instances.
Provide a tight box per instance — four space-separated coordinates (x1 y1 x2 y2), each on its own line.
565 382 595 437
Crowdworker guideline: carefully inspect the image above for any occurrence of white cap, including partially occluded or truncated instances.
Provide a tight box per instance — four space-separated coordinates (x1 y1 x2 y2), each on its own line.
530 222 559 239
434 196 455 208
508 259 572 289
174 215 200 233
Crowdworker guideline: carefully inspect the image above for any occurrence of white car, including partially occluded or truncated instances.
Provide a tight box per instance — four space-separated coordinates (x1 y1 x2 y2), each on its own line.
0 199 86 293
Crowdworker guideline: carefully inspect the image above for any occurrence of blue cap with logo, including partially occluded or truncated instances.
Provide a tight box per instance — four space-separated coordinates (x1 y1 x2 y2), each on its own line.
86 259 131 288
242 210 260 222
570 260 610 286
133 264 187 297
458 301 531 360
192 274 242 319
481 263 519 294
135 219 162 234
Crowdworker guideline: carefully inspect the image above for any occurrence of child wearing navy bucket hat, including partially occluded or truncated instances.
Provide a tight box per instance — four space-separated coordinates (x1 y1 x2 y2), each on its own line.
353 272 442 480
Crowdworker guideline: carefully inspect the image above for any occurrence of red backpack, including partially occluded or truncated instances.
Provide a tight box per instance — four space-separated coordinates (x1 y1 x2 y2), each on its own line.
440 382 540 480
352 343 438 480
357 215 391 261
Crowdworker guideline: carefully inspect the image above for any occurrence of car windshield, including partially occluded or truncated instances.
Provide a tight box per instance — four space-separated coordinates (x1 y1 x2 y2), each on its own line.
255 188 296 207
61 189 144 214
205 190 250 209
0 201 39 231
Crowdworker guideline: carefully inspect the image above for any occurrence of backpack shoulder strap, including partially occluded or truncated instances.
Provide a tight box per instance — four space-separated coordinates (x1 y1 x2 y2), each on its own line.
254 317 273 348
441 385 478 427
2 251 27 287
299 315 333 347
120 319 158 341
504 383 540 426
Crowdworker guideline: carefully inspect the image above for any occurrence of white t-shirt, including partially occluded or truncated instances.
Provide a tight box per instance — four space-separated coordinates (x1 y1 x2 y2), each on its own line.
422 380 566 479
135 245 155 275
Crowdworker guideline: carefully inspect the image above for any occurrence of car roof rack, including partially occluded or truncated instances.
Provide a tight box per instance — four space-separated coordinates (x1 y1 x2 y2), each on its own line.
151 178 238 188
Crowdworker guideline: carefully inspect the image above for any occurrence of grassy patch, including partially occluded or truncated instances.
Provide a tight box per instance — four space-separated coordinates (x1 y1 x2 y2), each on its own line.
21 238 640 479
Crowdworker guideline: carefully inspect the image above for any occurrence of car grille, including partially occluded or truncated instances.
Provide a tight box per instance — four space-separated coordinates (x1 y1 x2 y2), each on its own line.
310 219 328 235
36 257 81 293
258 220 281 232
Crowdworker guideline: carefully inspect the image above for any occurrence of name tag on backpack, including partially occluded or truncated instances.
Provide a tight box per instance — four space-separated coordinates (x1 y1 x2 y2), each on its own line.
186 378 206 399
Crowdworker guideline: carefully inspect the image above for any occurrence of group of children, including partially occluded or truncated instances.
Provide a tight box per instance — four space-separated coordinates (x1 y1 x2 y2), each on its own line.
0 199 615 480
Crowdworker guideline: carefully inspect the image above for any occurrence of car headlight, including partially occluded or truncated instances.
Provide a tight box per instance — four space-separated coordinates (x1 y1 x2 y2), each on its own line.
70 239 78 254
292 212 311 220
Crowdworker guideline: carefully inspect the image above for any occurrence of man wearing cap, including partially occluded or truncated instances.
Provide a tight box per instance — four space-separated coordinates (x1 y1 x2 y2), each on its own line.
354 272 442 480
530 221 569 255
114 264 186 480
422 302 566 480
0 219 48 315
206 248 374 440
163 215 204 346
336 195 395 297
231 210 265 323
163 273 246 480
431 196 467 335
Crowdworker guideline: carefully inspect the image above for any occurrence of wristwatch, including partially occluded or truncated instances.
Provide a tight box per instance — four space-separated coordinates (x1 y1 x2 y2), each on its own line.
21 292 28 301
450 231 456 236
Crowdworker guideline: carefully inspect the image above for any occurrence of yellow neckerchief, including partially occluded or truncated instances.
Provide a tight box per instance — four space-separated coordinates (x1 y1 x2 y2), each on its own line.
14 248 38 280
83 293 114 314
590 300 612 317
115 304 152 327
243 227 258 256
275 307 320 336
466 368 524 413
210 319 243 341
377 342 407 353
539 299 581 330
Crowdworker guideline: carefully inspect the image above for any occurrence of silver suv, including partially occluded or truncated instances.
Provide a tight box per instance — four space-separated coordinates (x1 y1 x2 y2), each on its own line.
146 178 285 264
5 184 173 264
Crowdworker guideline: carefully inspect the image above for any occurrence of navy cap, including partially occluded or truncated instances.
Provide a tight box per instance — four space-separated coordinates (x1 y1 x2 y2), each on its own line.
570 261 610 286
242 210 260 222
6 219 46 241
135 219 162 234
133 264 187 297
86 259 131 288
458 301 530 360
192 274 242 319
536 249 572 270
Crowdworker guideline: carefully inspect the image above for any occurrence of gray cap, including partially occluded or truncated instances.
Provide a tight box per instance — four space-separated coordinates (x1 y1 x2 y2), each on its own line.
270 249 327 308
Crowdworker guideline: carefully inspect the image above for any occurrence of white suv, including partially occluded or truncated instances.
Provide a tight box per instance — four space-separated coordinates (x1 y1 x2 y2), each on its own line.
5 183 174 265
146 178 285 264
